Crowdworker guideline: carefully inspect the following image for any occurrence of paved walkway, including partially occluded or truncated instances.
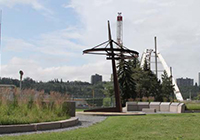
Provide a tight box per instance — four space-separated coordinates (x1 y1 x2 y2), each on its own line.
0 114 107 137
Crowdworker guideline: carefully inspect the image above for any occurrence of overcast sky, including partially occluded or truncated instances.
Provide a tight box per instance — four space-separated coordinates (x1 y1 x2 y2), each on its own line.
0 0 200 83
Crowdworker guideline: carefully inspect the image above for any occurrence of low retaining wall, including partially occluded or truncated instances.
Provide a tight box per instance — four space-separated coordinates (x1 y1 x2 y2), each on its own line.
0 117 79 134
125 102 185 113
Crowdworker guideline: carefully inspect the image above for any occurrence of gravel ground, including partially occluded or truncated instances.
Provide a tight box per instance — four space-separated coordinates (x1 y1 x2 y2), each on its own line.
0 114 107 137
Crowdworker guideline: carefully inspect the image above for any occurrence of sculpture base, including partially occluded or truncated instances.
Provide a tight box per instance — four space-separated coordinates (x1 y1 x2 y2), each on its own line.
84 107 122 112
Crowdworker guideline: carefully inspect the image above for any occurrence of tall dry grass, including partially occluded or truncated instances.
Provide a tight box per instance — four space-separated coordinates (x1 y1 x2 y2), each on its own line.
0 87 71 125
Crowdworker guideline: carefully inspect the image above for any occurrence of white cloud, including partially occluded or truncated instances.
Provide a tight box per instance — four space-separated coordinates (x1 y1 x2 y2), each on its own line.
3 37 35 52
1 57 111 82
0 0 53 15
2 25 108 80
3 26 85 56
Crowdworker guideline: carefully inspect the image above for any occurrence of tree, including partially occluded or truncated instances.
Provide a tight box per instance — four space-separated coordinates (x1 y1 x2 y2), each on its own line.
161 70 174 101
132 59 162 101
117 59 136 106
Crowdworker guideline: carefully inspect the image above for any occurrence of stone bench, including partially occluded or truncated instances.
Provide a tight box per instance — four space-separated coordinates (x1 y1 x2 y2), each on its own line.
138 102 149 111
177 103 185 113
125 101 185 113
169 102 180 113
142 108 156 113
160 102 171 112
149 102 161 111
126 102 138 111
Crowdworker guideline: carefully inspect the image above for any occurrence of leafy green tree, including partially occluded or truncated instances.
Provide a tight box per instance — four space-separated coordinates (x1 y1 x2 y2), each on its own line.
161 70 174 101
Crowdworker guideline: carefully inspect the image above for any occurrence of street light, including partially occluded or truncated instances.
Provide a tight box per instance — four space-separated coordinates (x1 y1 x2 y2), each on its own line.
19 70 24 90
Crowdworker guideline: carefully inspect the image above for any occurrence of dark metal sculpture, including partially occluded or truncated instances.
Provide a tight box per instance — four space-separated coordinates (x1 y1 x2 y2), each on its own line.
83 21 139 112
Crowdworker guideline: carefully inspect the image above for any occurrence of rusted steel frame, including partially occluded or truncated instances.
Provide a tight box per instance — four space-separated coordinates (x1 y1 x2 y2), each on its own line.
83 21 139 112
83 47 139 56
107 21 122 112
91 40 110 49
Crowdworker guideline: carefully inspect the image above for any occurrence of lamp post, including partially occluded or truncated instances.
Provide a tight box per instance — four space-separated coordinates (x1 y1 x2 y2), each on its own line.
19 70 23 90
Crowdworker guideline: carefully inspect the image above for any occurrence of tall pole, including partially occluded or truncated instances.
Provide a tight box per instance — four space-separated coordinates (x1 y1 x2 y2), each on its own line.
170 67 172 78
19 70 23 90
108 21 122 112
154 36 158 78
0 10 2 77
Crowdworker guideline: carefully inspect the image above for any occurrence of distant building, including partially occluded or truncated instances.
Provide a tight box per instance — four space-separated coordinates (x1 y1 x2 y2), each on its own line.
176 78 194 87
91 74 102 84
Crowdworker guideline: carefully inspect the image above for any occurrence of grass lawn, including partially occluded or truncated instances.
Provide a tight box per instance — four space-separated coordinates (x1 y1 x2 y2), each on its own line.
76 109 85 112
185 102 200 110
1 113 200 140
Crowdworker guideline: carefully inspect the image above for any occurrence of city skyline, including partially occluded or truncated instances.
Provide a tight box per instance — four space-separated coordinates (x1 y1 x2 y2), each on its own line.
0 0 200 83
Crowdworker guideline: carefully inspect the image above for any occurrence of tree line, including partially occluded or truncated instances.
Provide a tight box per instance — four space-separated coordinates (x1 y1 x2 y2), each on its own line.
0 77 105 98
1 57 199 104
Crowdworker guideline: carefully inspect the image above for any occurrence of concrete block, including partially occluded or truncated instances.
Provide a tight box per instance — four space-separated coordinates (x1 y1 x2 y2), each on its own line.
149 102 161 111
177 103 185 113
122 107 127 112
0 124 35 134
142 108 156 113
63 101 76 117
170 102 180 113
36 121 61 131
126 102 138 111
160 102 171 112
138 102 149 111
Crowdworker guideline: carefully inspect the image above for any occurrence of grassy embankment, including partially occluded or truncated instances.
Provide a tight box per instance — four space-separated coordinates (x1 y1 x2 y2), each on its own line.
185 102 200 110
0 89 70 125
1 113 200 140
